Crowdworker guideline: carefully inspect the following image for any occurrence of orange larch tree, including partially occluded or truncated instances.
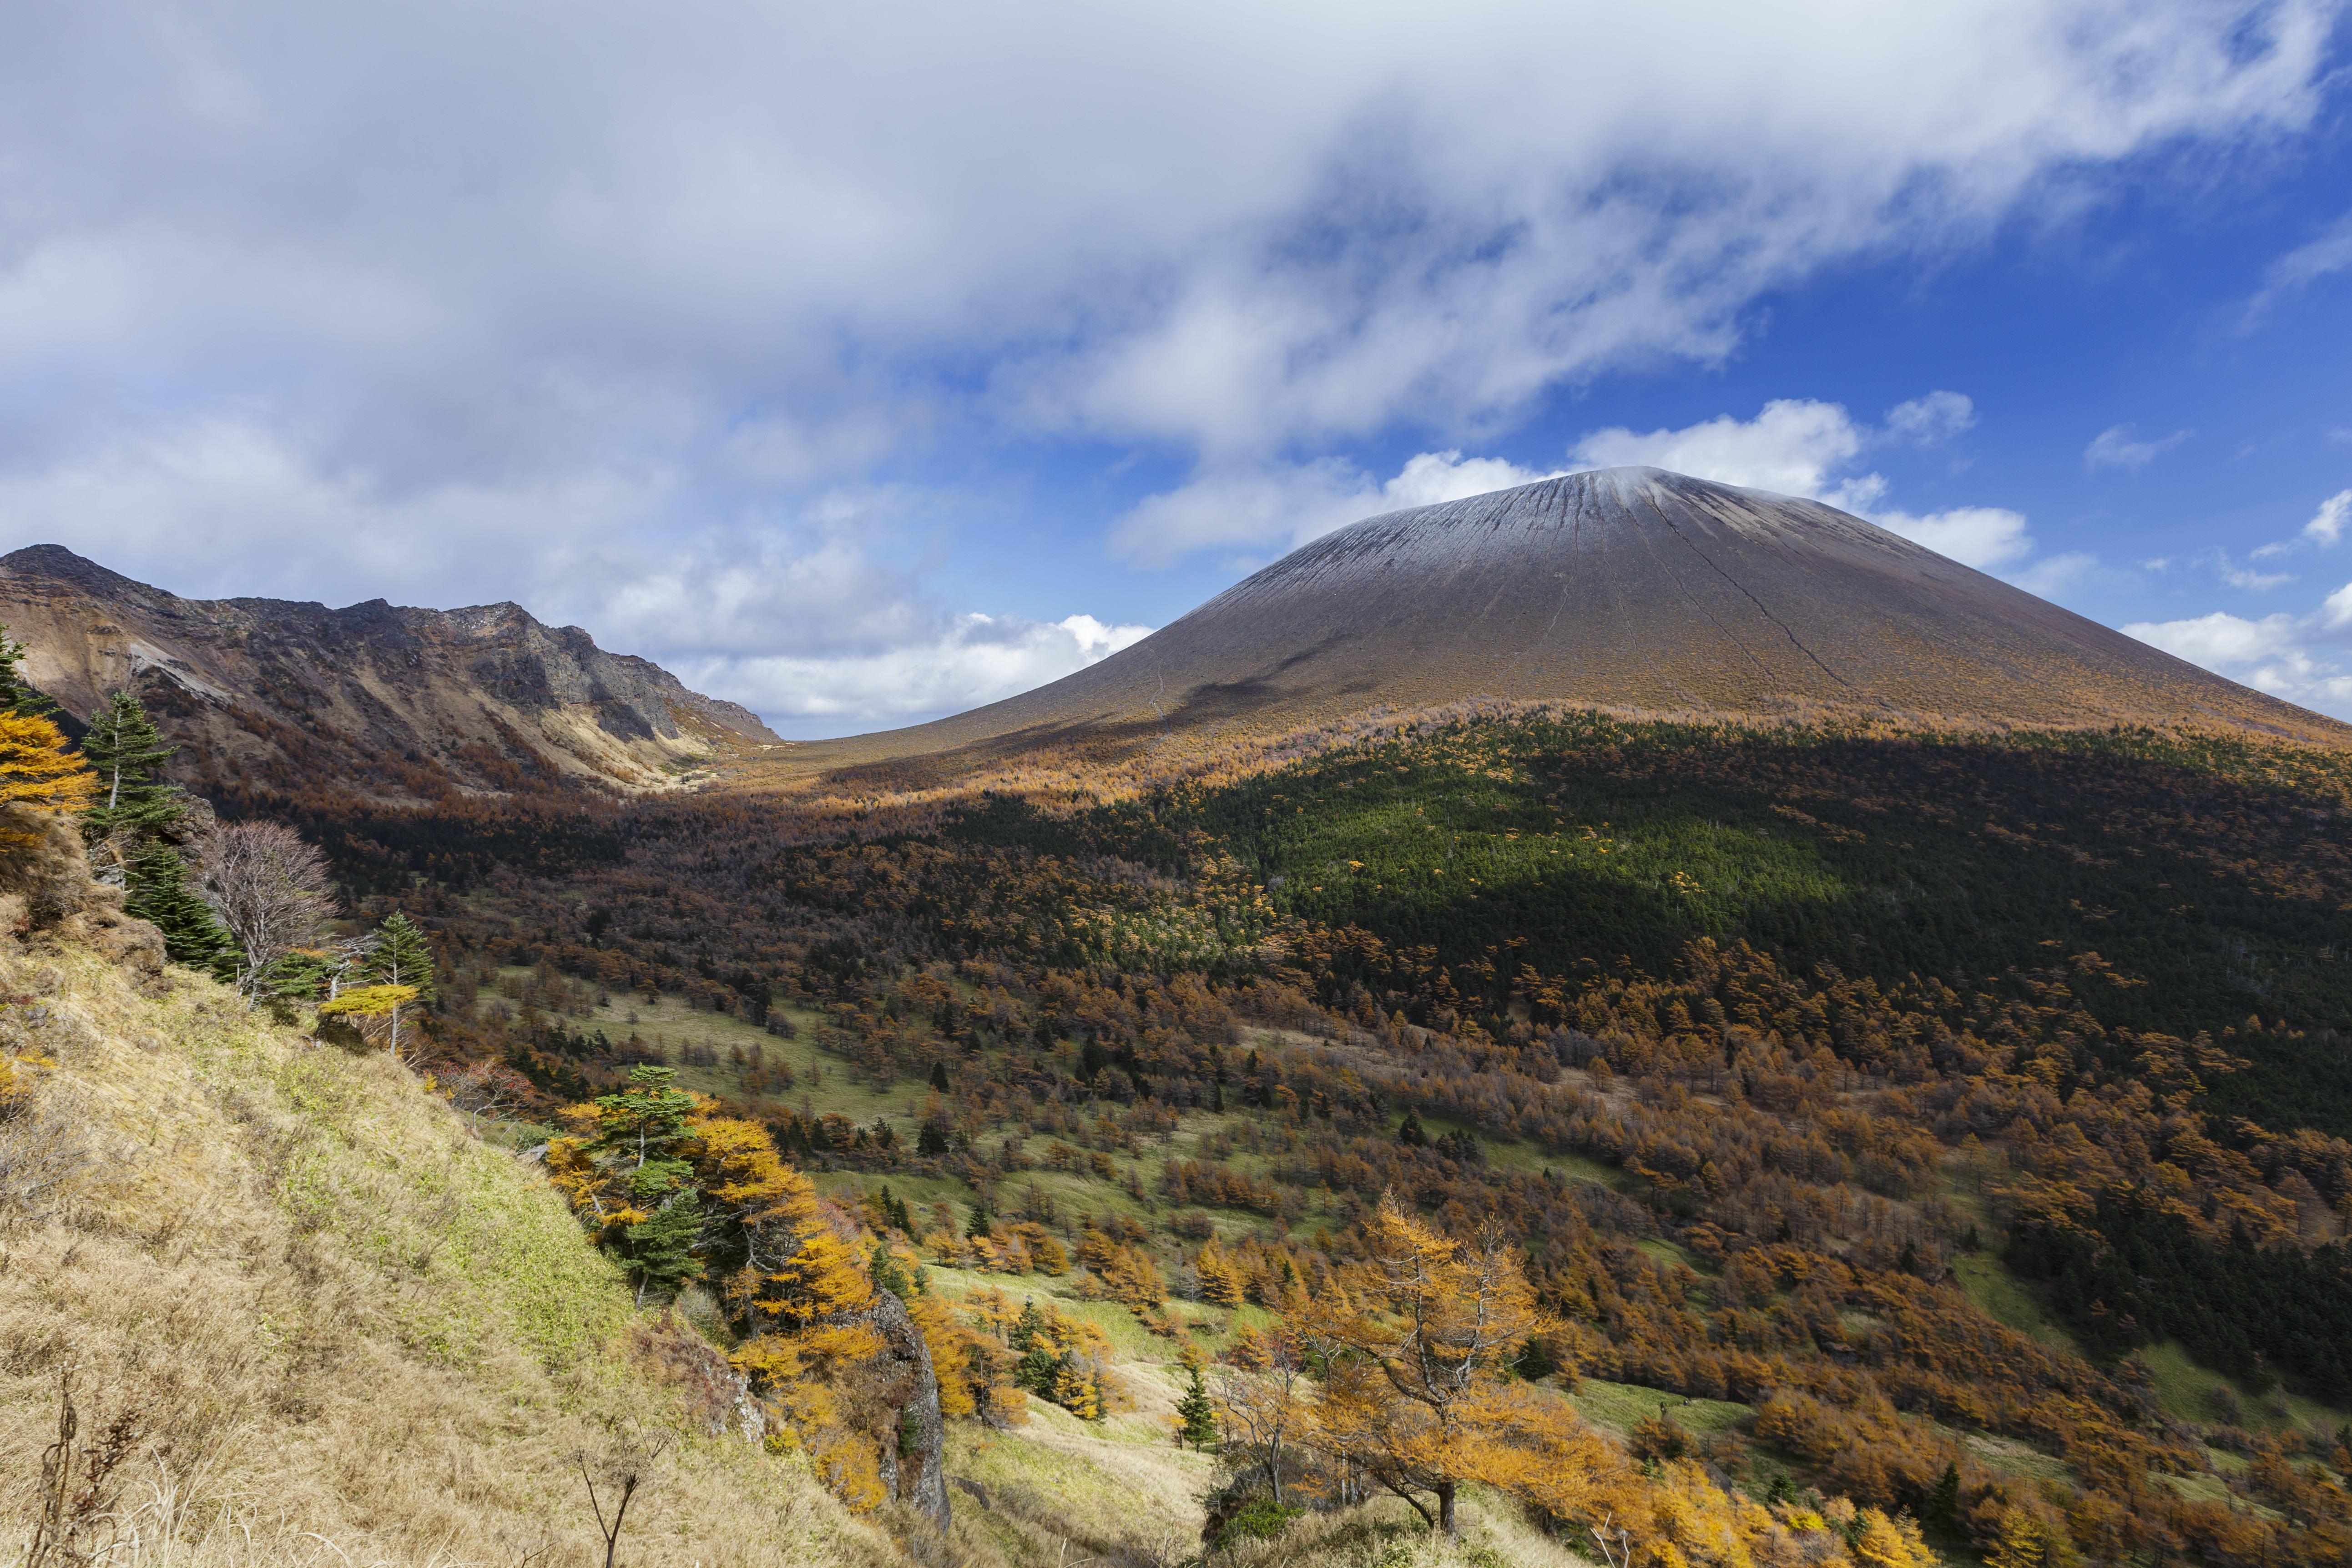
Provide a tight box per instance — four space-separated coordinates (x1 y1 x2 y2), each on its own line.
1301 1190 1609 1536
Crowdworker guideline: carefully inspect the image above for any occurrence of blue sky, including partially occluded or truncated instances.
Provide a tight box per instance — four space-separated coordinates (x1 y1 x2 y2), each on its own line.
4 1 2352 736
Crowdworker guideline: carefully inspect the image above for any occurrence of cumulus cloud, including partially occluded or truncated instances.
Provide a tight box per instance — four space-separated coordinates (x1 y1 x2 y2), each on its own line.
0 420 1146 735
2084 425 2193 470
2126 607 2352 711
0 0 2333 727
1567 396 2070 577
677 613 1152 728
2127 571 2352 717
1123 391 2064 581
1112 449 1560 566
1873 507 2034 569
1569 399 1876 507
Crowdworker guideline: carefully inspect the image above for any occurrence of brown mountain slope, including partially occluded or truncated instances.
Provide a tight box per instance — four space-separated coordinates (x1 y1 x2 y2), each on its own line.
0 545 780 800
789 467 2346 773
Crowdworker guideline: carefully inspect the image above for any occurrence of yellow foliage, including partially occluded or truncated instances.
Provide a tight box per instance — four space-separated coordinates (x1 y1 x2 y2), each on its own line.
0 713 96 842
1849 1506 1938 1568
1302 1191 1600 1533
315 983 419 1018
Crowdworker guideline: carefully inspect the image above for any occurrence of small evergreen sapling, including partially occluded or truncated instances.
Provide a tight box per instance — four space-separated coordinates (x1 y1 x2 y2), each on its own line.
357 910 439 1055
1176 1364 1218 1450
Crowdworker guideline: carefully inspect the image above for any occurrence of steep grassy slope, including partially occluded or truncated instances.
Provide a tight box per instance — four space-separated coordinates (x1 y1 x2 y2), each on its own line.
0 940 893 1566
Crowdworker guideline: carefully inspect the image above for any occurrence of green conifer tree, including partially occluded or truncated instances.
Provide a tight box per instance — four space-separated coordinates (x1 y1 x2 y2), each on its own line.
1176 1365 1218 1450
589 1065 701 1201
122 837 239 979
73 690 237 972
358 910 440 1056
79 692 177 833
361 910 439 1002
623 1189 704 1305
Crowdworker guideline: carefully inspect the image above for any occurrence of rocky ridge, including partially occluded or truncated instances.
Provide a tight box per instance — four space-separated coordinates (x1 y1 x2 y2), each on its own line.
0 545 781 800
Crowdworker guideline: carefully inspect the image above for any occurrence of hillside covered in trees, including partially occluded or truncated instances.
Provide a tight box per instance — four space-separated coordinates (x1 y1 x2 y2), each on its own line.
149 696 2352 1567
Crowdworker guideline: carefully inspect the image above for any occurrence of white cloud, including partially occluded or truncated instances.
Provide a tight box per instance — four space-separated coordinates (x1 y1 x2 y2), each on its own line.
1569 399 1873 504
2126 590 2352 716
2213 553 2295 591
2247 209 2352 321
1111 449 1559 566
1884 391 1977 444
2246 488 2351 560
1873 507 2034 569
1124 393 2078 585
680 612 1152 727
0 0 2332 727
0 418 1146 733
2084 424 2194 470
2303 489 2352 546
1565 397 2073 577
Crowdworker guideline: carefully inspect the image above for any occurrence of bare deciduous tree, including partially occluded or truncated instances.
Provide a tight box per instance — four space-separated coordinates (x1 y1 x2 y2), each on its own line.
442 1059 531 1136
193 821 335 1002
574 1419 671 1568
1211 1341 1315 1509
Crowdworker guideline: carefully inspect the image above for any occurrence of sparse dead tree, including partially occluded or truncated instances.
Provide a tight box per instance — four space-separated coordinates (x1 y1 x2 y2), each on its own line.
193 821 335 1003
442 1059 532 1135
575 1418 672 1568
25 1372 143 1568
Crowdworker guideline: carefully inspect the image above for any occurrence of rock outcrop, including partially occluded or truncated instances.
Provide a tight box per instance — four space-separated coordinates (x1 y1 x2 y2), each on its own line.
863 1290 952 1529
0 545 781 802
0 811 165 981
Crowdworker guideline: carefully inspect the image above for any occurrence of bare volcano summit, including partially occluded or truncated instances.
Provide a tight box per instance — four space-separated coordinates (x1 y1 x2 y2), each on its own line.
821 467 2343 761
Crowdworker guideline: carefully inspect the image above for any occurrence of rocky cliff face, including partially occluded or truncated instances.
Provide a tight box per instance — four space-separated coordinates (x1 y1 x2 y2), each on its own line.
0 546 781 801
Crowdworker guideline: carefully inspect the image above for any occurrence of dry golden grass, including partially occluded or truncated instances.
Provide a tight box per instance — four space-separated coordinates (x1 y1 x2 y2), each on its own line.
0 940 898 1568
1204 1488 1594 1568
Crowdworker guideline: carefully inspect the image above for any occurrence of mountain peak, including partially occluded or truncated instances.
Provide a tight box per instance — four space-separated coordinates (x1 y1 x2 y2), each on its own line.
799 467 2344 765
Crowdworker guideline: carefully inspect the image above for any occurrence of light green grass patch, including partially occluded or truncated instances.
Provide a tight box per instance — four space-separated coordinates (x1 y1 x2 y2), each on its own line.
1571 1378 1751 1437
2135 1340 2352 1438
1949 1253 2082 1356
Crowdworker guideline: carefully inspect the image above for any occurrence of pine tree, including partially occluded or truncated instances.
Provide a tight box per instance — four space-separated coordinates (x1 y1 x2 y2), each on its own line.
362 911 439 1001
349 910 438 1059
79 693 177 834
929 1059 951 1093
121 836 238 975
623 1189 704 1304
590 1066 701 1200
69 690 236 969
1176 1365 1218 1450
1929 1462 1961 1530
